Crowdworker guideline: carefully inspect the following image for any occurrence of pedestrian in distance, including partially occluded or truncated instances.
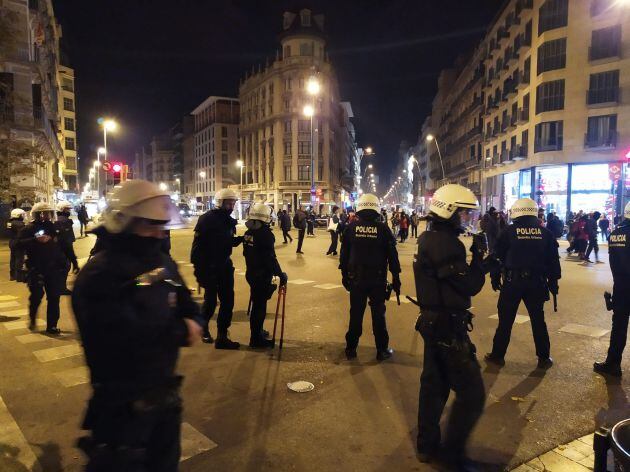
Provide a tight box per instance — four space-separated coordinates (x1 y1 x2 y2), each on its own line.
17 202 73 334
410 210 419 238
399 212 409 242
293 208 307 254
584 211 602 264
598 213 610 242
480 207 499 254
326 206 341 255
413 184 486 468
54 201 80 295
7 208 26 281
279 210 293 244
594 202 630 378
242 203 288 348
77 203 89 237
306 208 316 236
71 179 203 472
486 198 560 370
340 193 400 361
190 188 243 349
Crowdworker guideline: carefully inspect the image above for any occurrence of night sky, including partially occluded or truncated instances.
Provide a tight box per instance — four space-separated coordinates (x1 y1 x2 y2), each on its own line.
52 0 504 186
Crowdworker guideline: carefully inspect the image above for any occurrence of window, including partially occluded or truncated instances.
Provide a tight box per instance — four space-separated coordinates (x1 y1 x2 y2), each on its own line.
537 38 566 74
298 165 310 180
283 141 292 156
285 78 292 91
301 9 311 26
298 141 311 155
221 141 228 152
284 99 290 111
284 165 292 180
586 114 617 147
534 120 563 152
300 43 313 56
538 0 568 35
221 126 228 138
284 120 292 133
64 117 74 131
222 153 228 165
284 45 291 58
61 78 73 92
536 79 565 114
590 26 622 61
65 137 75 151
298 119 310 133
63 97 74 111
588 70 619 104
318 163 323 181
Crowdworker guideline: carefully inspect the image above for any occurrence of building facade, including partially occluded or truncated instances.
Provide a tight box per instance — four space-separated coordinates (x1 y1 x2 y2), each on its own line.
423 0 630 221
237 9 353 212
190 96 239 208
57 64 77 192
0 0 64 207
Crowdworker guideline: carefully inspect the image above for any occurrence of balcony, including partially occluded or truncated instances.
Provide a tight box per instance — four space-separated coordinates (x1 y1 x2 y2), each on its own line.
513 144 528 160
507 12 521 31
509 113 518 129
503 81 517 99
518 0 533 10
589 44 621 62
584 130 617 149
534 139 563 153
465 157 479 169
491 153 501 166
586 87 620 106
504 47 516 67
500 149 511 164
517 108 529 123
496 27 509 45
516 70 530 89
485 127 493 140
499 119 509 134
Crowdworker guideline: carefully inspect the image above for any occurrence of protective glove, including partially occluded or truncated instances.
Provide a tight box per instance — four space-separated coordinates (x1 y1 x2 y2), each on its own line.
547 278 559 295
470 241 483 263
233 236 244 246
342 273 351 292
392 275 402 294
491 272 502 292
279 272 288 286
72 264 80 274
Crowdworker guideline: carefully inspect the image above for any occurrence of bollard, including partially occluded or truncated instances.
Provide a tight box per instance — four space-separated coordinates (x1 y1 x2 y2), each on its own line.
593 426 610 472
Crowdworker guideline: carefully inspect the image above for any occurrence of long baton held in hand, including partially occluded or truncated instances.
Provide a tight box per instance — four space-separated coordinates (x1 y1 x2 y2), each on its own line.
553 293 558 312
272 284 287 349
247 296 252 318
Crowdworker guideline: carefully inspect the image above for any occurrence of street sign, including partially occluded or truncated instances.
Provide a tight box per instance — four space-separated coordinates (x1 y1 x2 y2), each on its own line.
101 161 111 172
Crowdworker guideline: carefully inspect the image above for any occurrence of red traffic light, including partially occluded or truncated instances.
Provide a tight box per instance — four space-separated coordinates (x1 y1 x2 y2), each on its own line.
112 163 122 173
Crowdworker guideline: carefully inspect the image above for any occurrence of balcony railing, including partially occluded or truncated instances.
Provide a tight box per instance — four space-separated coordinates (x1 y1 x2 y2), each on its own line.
534 139 563 153
513 144 528 160
517 108 529 123
496 27 509 44
586 87 620 105
516 69 530 89
584 130 617 149
589 44 621 62
509 113 518 128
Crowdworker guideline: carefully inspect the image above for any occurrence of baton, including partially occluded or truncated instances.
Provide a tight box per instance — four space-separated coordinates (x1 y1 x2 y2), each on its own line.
406 295 420 307
396 291 401 306
552 293 558 312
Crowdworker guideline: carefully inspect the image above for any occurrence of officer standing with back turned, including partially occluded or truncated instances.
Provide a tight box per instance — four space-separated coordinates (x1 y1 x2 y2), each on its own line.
414 184 486 470
485 198 560 370
339 193 400 361
191 188 243 348
594 202 630 377
72 180 203 471
54 201 80 295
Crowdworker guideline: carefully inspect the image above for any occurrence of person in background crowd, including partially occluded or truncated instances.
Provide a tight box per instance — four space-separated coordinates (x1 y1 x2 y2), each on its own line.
410 211 420 238
338 210 349 243
399 212 409 243
480 207 499 254
537 208 546 227
77 203 89 238
293 208 307 254
546 212 564 239
54 201 80 295
575 215 589 260
584 211 601 264
8 208 26 281
306 208 316 237
380 208 388 225
326 206 340 256
279 210 293 244
391 211 400 237
599 213 610 242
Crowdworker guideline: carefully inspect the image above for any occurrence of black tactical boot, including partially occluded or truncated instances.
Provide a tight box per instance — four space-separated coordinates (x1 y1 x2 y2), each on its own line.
344 348 357 360
376 348 393 361
484 353 506 366
594 361 622 377
249 337 275 349
202 331 214 344
537 357 553 369
46 327 61 335
215 331 240 350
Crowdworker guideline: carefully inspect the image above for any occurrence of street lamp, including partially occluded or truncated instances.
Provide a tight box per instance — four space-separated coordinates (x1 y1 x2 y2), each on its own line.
100 119 118 160
426 134 445 180
159 182 168 191
236 159 246 219
305 76 320 209
199 171 206 179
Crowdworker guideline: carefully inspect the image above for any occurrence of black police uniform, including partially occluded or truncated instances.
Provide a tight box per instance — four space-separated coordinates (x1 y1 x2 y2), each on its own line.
596 218 630 374
54 216 79 292
17 220 71 331
414 218 486 461
488 215 560 364
191 208 242 343
7 217 25 280
339 211 401 358
243 220 286 346
72 230 203 471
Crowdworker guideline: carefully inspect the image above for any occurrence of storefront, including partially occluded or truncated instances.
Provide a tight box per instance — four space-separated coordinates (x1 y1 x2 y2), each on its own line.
488 162 629 222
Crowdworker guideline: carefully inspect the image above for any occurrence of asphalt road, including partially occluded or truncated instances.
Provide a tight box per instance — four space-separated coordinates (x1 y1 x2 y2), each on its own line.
0 220 627 471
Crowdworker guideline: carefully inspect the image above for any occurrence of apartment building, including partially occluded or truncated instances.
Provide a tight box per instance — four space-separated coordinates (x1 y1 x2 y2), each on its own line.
57 64 78 191
238 9 354 212
425 0 630 220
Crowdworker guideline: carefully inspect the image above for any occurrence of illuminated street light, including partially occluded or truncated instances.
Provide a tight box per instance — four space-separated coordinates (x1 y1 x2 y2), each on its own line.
199 171 206 179
426 133 445 179
306 77 320 96
303 104 315 117
159 182 168 191
365 146 373 155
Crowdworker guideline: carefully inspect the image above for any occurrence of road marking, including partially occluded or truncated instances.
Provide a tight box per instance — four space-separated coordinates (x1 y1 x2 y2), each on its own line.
0 295 18 301
489 314 530 324
387 296 411 304
53 366 90 387
15 333 51 344
288 279 315 285
77 257 89 265
177 260 187 264
0 301 20 309
180 422 218 462
33 343 83 362
1 309 28 317
313 283 343 290
559 323 610 338
0 395 40 470
3 320 30 330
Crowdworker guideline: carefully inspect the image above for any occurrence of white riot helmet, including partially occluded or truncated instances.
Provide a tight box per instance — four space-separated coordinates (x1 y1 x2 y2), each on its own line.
103 179 184 234
510 198 538 219
624 202 630 220
215 188 239 207
31 202 55 220
10 208 25 219
429 184 479 220
248 203 273 224
356 193 380 216
56 201 73 214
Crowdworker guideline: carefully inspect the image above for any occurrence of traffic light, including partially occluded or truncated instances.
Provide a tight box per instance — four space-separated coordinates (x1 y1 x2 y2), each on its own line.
112 162 122 185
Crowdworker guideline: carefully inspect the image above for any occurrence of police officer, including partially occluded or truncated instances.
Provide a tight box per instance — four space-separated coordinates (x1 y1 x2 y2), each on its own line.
414 184 486 468
17 202 71 334
594 202 630 377
191 188 243 348
7 208 26 280
54 201 80 295
339 193 400 361
485 198 560 370
242 203 288 348
71 180 203 471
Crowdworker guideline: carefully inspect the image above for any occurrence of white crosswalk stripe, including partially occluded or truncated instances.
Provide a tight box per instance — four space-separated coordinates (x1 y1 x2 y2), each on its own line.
0 301 20 309
0 395 40 470
53 366 90 387
33 343 83 363
489 314 530 324
0 294 19 301
15 333 51 344
4 320 30 330
180 422 218 461
1 308 28 317
313 283 343 290
288 279 315 285
559 323 610 338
